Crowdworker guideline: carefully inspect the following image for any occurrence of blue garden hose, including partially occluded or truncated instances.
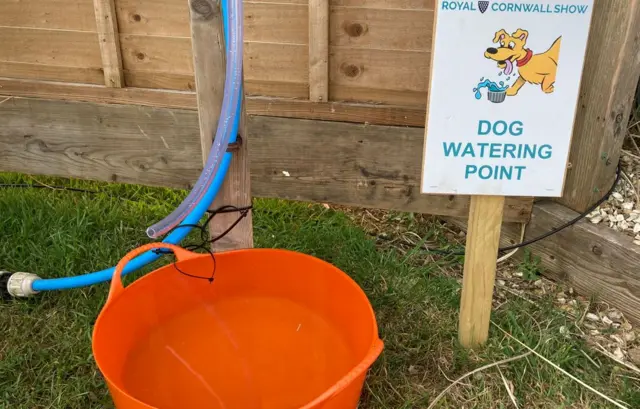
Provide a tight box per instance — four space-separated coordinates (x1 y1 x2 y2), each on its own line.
29 1 241 292
31 154 233 291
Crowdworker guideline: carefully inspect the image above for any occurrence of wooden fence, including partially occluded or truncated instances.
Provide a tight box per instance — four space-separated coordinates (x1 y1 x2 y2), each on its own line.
0 1 639 319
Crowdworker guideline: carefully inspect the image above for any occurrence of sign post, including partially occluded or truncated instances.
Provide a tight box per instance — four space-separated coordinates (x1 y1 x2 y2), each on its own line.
421 0 595 348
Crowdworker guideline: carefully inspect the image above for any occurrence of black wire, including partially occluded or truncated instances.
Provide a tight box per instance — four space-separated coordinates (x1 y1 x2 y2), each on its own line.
2 165 621 259
499 165 620 252
0 183 101 194
150 205 253 283
424 164 622 256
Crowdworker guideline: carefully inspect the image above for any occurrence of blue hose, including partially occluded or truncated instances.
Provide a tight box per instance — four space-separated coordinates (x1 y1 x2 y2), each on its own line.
31 154 232 291
31 0 241 292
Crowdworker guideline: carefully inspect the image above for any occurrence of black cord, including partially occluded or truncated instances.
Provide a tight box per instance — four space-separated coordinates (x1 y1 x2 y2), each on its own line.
0 183 101 194
150 205 253 283
2 165 621 259
499 165 620 252
425 165 622 256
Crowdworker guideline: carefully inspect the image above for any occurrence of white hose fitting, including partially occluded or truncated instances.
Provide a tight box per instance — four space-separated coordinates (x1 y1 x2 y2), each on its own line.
6 272 41 297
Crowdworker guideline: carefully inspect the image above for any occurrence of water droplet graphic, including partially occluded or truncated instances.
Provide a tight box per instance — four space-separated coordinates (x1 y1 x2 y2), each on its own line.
498 72 503 76
480 77 484 81
474 78 509 100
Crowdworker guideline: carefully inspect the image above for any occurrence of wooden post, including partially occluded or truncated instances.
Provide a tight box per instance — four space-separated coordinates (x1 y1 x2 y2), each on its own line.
559 0 640 212
93 0 124 87
190 0 253 251
190 0 226 161
458 196 505 348
210 90 254 251
308 0 329 102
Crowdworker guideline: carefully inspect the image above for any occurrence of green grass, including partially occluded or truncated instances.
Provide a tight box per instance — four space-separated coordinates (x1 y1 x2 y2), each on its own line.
0 173 638 409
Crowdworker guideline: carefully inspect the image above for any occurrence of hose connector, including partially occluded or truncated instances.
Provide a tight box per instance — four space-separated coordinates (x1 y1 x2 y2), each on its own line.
1 271 41 298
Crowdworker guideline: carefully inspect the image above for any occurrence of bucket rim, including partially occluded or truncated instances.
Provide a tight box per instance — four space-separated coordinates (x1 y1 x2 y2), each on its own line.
92 246 382 409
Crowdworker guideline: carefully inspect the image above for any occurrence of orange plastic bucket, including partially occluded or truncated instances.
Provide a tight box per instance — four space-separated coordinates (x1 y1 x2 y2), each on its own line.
92 243 383 409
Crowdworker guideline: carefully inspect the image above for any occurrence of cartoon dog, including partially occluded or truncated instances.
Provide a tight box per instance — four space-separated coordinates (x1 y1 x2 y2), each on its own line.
484 29 561 96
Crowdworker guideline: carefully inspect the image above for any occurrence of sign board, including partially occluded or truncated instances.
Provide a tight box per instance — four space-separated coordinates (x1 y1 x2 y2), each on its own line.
421 0 594 197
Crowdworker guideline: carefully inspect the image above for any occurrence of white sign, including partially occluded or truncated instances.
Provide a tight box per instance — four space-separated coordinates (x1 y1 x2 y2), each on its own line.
421 0 594 197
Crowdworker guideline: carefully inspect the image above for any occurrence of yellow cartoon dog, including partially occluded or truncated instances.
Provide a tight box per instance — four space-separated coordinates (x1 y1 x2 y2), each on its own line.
484 29 561 96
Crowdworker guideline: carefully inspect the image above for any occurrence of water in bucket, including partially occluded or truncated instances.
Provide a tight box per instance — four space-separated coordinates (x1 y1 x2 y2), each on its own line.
121 295 354 408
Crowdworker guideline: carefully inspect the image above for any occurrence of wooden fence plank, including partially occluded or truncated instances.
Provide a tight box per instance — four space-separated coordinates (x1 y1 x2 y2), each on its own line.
330 47 429 104
309 0 329 101
0 98 532 221
0 62 104 85
115 0 190 36
119 35 309 93
0 98 201 188
330 7 433 51
245 80 309 99
559 0 640 212
245 3 309 44
330 0 434 9
115 0 308 37
117 0 308 43
330 84 427 106
246 96 426 126
0 0 96 31
122 71 196 91
447 201 640 325
119 34 194 78
330 48 428 91
0 27 102 67
245 42 309 84
0 78 427 126
93 0 125 87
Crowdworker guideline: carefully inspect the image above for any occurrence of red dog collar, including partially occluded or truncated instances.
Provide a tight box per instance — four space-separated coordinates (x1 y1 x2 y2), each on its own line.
516 49 533 67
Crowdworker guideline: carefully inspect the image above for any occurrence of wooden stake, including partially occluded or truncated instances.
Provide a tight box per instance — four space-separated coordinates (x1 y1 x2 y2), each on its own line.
308 0 329 102
190 0 253 251
189 0 226 161
93 0 124 87
210 93 254 251
458 195 505 348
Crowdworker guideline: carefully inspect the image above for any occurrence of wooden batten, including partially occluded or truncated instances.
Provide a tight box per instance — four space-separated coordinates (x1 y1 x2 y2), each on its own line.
93 0 125 87
309 0 329 101
0 78 427 127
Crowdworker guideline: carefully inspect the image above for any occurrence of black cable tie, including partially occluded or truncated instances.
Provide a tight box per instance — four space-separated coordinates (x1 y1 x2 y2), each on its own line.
152 248 174 255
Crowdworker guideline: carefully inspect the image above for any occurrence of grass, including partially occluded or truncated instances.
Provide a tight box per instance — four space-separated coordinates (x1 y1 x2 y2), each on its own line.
0 173 638 409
